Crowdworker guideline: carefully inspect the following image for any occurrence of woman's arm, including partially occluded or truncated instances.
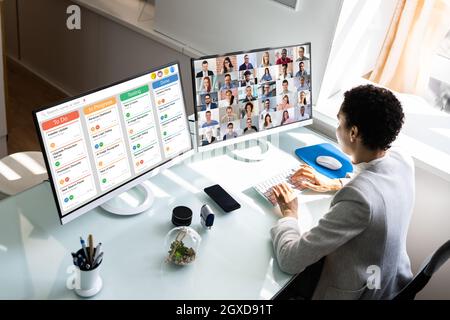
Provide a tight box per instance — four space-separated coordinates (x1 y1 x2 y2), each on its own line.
292 165 343 192
271 185 371 274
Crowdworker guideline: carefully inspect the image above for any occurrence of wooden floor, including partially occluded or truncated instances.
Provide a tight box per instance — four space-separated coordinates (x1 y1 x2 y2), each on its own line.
5 58 68 155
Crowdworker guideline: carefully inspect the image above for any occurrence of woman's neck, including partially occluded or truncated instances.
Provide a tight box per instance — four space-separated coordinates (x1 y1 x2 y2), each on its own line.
352 147 386 164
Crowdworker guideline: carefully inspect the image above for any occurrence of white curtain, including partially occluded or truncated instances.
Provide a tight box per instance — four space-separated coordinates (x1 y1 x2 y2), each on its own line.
370 0 450 95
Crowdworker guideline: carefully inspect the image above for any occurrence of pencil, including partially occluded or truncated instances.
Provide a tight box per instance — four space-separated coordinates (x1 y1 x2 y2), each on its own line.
88 234 94 264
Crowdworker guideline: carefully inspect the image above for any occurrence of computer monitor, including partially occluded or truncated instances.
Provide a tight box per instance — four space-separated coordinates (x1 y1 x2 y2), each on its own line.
191 43 313 150
33 62 193 224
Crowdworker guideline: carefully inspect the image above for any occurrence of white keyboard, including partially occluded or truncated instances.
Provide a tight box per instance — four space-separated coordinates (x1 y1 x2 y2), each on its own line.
253 167 307 205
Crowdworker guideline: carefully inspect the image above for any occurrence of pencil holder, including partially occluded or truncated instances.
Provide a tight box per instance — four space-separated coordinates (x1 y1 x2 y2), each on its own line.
73 247 103 297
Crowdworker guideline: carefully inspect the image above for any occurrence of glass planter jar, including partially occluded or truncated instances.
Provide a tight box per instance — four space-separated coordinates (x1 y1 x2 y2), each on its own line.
165 226 201 265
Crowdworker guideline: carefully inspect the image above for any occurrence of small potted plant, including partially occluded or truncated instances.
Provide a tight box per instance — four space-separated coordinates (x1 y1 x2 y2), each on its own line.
165 227 201 265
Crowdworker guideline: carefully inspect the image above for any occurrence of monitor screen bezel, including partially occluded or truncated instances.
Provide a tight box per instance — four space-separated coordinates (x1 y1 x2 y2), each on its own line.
33 61 194 224
191 42 313 152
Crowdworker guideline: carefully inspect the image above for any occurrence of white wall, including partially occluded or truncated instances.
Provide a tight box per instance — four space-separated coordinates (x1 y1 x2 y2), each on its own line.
154 0 344 106
409 165 450 299
4 0 348 119
5 0 195 113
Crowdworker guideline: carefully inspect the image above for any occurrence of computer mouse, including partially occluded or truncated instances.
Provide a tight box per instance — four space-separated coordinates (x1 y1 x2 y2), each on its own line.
316 155 342 170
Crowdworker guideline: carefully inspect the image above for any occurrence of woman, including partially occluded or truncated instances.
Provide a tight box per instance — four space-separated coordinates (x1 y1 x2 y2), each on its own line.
243 102 254 118
260 51 271 68
278 64 292 80
224 89 235 105
201 76 212 93
277 95 292 111
298 91 307 106
270 85 414 300
263 113 273 129
260 68 273 82
221 57 234 74
280 110 292 125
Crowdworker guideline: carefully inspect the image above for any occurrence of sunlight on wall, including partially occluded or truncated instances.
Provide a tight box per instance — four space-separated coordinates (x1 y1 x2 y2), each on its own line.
0 161 21 181
10 153 46 175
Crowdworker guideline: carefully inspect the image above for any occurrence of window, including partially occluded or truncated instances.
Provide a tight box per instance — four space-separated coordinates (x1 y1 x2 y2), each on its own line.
313 3 450 181
427 29 450 114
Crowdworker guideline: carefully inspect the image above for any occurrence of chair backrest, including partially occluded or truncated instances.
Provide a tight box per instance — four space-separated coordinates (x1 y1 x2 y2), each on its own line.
393 240 450 300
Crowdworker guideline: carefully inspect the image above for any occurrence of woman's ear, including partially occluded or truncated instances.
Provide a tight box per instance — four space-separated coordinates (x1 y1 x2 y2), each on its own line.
350 125 359 143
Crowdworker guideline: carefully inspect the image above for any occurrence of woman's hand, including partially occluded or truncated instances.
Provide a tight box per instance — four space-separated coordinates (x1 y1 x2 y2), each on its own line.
272 183 298 218
291 164 342 192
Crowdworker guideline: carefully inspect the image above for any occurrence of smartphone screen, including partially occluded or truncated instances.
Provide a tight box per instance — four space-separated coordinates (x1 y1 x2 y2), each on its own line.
204 184 241 212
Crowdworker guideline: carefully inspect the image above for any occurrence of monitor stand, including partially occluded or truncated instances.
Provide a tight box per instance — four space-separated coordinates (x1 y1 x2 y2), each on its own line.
100 183 154 215
226 138 270 163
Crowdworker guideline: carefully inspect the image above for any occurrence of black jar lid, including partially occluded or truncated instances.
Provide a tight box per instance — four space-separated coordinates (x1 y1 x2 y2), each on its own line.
172 206 193 226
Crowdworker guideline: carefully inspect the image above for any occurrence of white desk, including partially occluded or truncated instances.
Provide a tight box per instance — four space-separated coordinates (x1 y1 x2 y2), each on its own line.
0 127 334 299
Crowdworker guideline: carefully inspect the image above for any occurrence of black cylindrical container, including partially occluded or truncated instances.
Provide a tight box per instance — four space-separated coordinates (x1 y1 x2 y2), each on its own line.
171 206 193 226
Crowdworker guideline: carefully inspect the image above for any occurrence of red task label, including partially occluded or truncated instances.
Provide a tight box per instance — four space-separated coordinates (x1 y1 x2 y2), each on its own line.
42 111 80 131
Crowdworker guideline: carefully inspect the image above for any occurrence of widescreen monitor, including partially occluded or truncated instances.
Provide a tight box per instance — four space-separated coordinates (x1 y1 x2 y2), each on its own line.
191 43 313 150
33 62 193 224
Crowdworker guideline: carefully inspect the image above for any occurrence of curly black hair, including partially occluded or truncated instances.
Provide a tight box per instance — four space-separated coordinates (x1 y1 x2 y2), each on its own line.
340 85 404 150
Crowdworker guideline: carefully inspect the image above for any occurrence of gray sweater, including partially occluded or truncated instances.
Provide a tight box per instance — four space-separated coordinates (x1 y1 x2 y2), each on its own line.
271 148 415 299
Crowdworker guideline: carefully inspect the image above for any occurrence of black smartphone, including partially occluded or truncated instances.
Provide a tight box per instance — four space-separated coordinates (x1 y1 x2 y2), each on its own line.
204 184 241 213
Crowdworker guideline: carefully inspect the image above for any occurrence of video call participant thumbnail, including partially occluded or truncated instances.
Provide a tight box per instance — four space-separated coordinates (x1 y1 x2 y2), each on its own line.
202 128 216 146
241 86 257 103
295 76 310 91
196 60 215 78
260 67 273 82
280 109 294 125
262 113 273 129
220 74 238 90
295 62 308 77
219 89 237 108
223 122 238 140
276 48 292 65
298 90 309 106
260 97 276 112
296 46 309 61
221 106 238 123
241 70 256 87
220 57 235 74
202 110 219 128
280 79 294 96
201 94 218 111
243 117 258 134
260 51 272 68
298 105 310 121
261 82 276 99
239 54 254 71
278 63 293 80
277 95 294 111
241 101 257 119
200 76 213 94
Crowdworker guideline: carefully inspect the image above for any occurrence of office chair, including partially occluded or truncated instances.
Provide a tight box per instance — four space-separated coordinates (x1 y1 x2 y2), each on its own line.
272 257 325 300
393 240 450 300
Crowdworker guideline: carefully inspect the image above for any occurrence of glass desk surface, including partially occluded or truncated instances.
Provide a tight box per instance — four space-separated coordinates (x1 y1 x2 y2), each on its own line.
0 127 334 299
